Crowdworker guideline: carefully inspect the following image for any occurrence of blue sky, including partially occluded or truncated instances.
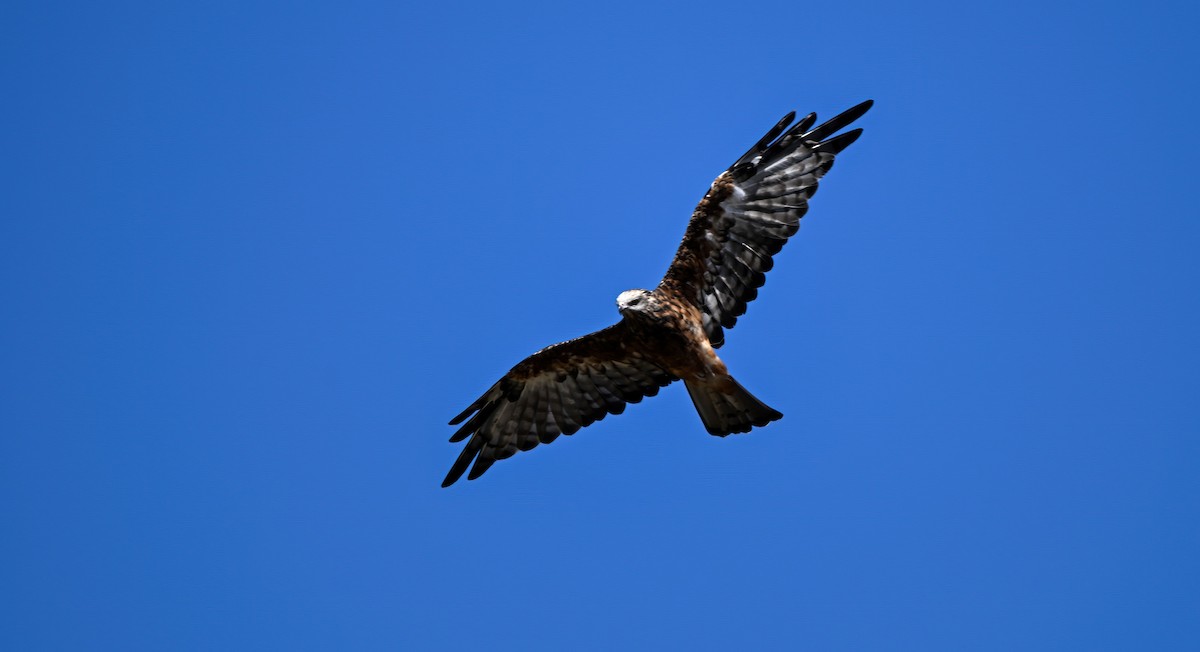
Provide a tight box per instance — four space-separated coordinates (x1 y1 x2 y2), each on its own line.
2 1 1198 649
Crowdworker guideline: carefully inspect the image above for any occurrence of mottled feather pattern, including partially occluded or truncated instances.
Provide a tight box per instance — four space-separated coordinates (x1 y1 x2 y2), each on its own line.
661 100 872 347
443 100 872 485
443 323 676 487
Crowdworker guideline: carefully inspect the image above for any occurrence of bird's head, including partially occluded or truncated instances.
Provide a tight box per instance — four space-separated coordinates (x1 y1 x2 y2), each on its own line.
616 289 660 318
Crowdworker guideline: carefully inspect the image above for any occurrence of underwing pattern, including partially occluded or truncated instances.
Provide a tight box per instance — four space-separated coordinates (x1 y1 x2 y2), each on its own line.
443 100 873 486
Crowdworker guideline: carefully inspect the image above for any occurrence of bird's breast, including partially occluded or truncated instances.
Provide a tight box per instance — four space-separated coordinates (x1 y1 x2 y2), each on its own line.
628 305 726 380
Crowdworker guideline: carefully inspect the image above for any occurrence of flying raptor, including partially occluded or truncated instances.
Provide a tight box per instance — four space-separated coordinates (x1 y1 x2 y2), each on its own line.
443 100 873 486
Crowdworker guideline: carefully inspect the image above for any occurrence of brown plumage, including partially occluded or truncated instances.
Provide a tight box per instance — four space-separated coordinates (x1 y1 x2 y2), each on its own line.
443 100 873 487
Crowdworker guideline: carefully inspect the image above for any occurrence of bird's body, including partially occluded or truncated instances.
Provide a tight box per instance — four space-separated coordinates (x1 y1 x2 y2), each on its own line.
616 288 723 382
442 100 873 486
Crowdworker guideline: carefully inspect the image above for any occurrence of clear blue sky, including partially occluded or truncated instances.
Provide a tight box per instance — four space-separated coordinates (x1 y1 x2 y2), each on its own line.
2 1 1198 649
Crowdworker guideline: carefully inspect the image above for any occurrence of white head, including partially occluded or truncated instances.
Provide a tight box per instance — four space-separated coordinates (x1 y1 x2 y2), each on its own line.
616 289 658 317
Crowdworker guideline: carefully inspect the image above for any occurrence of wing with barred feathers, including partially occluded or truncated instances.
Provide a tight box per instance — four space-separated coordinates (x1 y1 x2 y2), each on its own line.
442 321 677 487
658 100 873 347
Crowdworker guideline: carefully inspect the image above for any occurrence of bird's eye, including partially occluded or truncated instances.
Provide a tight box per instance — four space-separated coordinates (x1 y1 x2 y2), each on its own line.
630 297 642 305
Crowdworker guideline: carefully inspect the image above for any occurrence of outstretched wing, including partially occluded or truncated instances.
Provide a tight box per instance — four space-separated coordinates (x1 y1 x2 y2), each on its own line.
658 100 873 347
443 322 676 487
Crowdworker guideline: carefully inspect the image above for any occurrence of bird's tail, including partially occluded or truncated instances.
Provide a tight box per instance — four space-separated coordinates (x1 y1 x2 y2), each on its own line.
684 376 782 436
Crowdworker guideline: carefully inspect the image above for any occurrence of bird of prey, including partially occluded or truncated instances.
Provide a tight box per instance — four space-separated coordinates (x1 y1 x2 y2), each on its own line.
442 100 873 487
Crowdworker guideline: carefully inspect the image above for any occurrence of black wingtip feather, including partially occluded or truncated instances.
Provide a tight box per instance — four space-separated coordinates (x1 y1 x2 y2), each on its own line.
442 435 483 487
448 414 480 442
449 401 499 442
804 99 873 142
731 111 796 169
448 406 474 426
466 454 496 481
812 128 863 154
763 111 796 145
449 391 489 425
794 111 817 134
